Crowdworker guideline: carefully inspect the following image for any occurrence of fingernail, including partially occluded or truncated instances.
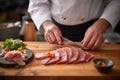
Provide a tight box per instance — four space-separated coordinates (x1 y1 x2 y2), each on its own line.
58 41 61 45
58 41 62 45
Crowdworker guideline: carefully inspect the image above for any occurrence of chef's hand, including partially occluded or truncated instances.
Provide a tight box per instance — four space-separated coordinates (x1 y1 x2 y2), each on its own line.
82 19 110 50
42 20 63 45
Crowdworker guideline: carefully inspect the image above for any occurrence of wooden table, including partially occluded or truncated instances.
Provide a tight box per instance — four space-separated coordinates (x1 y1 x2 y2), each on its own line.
0 42 120 80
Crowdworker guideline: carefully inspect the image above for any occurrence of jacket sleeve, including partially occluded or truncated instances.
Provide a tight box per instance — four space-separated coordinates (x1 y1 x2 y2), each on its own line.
28 0 51 31
100 0 120 29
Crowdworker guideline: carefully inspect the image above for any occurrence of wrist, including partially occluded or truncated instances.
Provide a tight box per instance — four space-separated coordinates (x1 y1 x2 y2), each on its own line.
93 18 111 33
42 20 53 31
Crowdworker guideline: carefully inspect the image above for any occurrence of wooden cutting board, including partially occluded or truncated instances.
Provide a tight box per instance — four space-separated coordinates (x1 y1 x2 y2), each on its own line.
0 42 120 77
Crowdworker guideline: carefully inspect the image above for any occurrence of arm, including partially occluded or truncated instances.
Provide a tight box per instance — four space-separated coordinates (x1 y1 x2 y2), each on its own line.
28 0 51 31
82 18 110 50
100 0 120 29
82 0 120 50
28 0 62 44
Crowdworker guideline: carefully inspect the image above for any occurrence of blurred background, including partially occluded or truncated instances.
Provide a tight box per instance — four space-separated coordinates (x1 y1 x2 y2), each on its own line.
0 0 28 22
0 0 120 43
0 0 45 41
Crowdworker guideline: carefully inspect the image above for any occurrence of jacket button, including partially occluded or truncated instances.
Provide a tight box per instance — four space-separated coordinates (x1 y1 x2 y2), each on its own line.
63 17 66 20
62 16 67 20
81 18 84 21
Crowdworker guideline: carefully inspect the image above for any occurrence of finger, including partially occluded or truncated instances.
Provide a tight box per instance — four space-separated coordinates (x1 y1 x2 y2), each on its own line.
44 32 48 42
53 29 62 45
91 35 103 50
46 36 52 43
82 32 92 47
45 33 53 44
81 40 84 44
86 34 97 49
49 31 57 44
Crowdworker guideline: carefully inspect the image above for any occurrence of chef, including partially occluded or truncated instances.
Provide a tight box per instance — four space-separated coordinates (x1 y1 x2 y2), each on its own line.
28 0 120 50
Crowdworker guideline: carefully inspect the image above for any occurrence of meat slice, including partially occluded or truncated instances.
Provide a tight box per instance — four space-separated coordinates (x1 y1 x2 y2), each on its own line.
13 52 26 66
47 50 60 64
68 47 79 63
3 51 15 61
75 49 86 63
57 48 68 64
35 51 55 60
40 57 51 65
0 49 8 57
85 52 94 62
35 52 47 60
35 47 95 65
63 47 73 63
4 51 26 66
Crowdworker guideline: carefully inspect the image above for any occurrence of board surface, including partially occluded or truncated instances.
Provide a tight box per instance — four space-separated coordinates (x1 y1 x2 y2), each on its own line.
0 42 120 77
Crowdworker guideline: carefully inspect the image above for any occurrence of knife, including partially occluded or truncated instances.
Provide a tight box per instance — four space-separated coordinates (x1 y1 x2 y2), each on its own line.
63 37 88 50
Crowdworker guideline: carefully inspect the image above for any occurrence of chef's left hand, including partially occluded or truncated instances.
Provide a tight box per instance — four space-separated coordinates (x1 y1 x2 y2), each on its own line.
82 19 110 50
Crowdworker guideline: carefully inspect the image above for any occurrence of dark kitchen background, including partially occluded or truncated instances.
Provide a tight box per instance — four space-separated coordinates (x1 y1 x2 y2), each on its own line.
0 0 120 43
0 0 44 41
0 0 28 22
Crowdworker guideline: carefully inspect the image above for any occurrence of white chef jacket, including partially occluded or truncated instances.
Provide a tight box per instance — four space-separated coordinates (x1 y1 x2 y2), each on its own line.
28 0 120 31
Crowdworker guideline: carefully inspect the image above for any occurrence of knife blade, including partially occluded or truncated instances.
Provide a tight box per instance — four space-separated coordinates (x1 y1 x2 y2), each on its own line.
63 37 88 50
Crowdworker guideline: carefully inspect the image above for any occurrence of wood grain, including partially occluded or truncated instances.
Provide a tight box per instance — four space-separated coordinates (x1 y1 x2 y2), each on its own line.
0 42 120 78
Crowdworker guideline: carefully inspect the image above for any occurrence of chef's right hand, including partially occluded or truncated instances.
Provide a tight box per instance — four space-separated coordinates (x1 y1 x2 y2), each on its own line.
42 20 63 45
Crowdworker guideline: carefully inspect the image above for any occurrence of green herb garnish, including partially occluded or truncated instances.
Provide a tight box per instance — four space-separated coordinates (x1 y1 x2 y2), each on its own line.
1 38 26 51
14 65 21 69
